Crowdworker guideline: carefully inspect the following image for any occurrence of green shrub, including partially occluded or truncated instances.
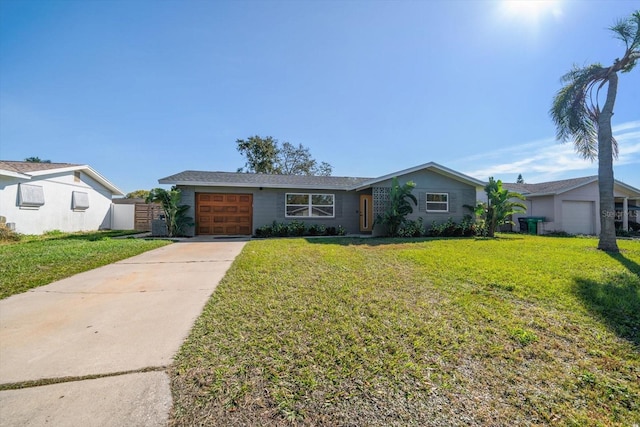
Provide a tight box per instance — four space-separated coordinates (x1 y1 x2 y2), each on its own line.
0 224 21 242
428 216 478 237
254 222 346 238
287 220 306 237
308 224 326 236
397 217 425 237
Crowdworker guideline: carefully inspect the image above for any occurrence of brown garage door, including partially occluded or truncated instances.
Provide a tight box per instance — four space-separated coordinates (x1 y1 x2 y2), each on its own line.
196 193 253 235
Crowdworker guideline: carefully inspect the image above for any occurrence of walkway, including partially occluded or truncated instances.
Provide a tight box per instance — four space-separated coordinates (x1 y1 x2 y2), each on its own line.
0 239 247 426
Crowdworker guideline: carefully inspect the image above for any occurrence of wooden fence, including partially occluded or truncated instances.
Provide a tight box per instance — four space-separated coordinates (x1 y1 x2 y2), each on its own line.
134 203 164 231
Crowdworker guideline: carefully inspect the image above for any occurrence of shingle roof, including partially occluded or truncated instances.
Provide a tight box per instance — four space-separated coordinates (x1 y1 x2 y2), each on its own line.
159 170 373 190
0 160 80 174
0 160 123 195
503 176 598 195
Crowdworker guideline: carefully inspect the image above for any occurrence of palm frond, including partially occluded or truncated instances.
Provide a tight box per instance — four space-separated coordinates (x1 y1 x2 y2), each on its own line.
611 18 635 49
550 64 608 160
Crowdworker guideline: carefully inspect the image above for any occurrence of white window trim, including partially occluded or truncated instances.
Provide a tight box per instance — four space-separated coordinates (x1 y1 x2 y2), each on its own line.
426 192 449 212
285 193 335 218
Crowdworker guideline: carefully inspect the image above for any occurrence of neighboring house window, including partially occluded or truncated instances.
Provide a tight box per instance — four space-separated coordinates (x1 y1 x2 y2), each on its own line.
285 193 335 217
72 191 90 210
18 184 45 208
426 193 448 212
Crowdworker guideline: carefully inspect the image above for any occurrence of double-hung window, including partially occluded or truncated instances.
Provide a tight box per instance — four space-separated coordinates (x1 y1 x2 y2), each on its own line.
426 193 448 212
285 193 335 218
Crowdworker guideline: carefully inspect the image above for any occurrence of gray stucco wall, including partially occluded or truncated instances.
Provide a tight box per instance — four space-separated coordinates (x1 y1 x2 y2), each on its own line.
176 185 361 236
371 170 479 235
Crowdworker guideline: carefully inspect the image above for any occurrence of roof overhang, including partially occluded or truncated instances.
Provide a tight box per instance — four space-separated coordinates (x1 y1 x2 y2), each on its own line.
352 162 486 191
523 179 640 198
614 180 640 197
159 179 355 191
0 169 31 179
10 165 124 196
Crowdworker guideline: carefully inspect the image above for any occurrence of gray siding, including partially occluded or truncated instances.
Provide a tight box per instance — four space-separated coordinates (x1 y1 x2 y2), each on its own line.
372 169 478 235
177 168 479 237
176 185 361 236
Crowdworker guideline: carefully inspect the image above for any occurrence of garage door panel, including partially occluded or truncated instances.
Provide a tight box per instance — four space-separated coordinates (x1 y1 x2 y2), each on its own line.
562 201 594 235
196 193 253 236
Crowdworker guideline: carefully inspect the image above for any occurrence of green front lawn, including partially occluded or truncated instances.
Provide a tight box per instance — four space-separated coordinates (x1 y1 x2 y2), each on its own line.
171 235 640 426
0 230 171 299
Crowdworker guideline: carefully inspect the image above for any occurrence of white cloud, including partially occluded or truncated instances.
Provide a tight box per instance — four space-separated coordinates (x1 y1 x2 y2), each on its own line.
456 119 640 183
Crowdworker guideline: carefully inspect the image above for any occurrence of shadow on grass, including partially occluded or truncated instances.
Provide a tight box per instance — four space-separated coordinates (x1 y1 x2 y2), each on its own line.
303 236 480 247
303 233 526 246
574 253 640 347
23 230 141 243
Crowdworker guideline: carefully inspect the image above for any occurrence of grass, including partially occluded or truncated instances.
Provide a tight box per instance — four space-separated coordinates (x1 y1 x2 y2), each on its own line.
0 230 171 299
170 234 640 426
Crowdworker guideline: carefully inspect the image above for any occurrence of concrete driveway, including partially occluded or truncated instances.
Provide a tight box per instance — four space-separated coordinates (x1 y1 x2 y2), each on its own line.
0 239 247 426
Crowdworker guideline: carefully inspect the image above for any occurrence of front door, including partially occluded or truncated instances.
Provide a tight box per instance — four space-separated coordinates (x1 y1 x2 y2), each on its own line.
359 194 373 232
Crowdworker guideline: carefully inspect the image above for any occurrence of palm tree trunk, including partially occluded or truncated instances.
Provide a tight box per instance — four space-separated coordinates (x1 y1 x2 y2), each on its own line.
596 72 619 252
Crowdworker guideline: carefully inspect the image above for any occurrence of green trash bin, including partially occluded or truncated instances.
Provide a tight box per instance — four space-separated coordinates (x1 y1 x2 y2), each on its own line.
526 217 546 235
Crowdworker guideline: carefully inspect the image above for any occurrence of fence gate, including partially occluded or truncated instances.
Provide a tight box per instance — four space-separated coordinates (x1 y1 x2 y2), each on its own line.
134 203 163 231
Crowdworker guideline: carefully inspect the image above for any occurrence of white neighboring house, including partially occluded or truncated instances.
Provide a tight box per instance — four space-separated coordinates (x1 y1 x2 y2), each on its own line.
0 161 124 235
504 176 640 235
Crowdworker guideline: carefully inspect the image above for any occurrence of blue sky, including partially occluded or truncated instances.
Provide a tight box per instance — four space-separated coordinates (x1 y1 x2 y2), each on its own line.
1 0 638 194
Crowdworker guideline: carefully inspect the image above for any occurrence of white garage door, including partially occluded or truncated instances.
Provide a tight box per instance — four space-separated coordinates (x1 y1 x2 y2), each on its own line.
562 201 595 235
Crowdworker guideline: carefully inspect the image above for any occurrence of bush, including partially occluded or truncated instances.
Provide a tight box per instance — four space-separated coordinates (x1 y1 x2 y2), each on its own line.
397 218 425 237
254 221 346 238
0 223 21 242
427 216 478 237
308 224 326 236
287 220 306 237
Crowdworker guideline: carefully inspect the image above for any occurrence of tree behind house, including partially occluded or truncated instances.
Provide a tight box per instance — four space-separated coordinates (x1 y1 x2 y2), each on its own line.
125 189 150 199
24 157 51 163
236 135 332 176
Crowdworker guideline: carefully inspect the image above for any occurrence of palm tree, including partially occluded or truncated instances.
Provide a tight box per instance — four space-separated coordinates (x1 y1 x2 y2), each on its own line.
146 188 194 237
550 10 640 252
470 177 527 238
375 177 417 237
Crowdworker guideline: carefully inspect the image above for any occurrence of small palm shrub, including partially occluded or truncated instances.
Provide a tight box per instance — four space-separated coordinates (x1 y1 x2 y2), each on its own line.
375 177 417 237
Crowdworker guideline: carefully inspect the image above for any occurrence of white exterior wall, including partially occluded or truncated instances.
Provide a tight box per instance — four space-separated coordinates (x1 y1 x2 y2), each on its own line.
512 196 556 234
511 181 639 235
555 182 600 235
0 171 114 235
110 204 135 230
